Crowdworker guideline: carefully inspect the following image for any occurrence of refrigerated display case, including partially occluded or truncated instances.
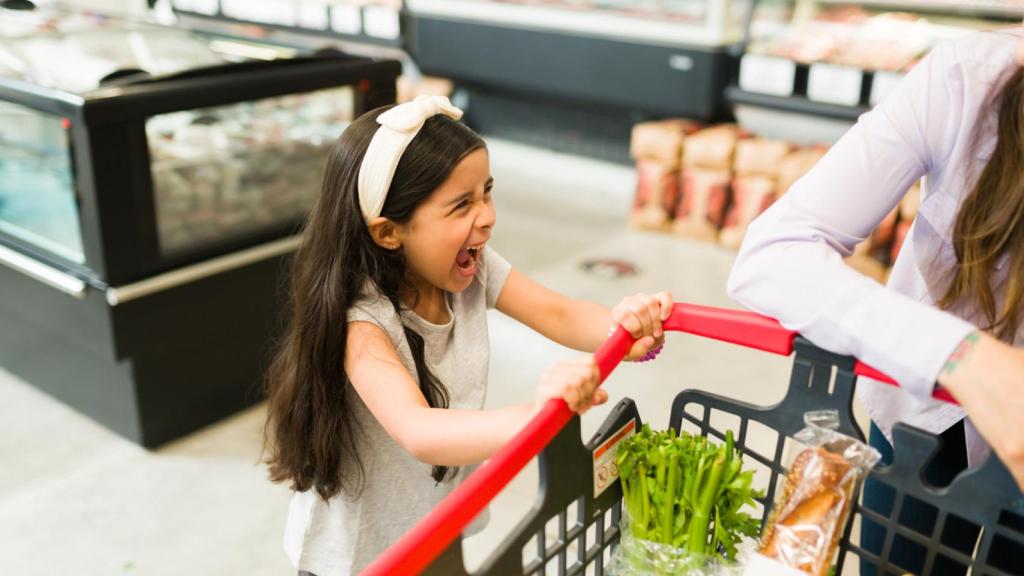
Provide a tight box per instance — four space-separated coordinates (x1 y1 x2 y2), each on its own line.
404 0 753 162
728 0 1022 139
407 0 752 117
0 5 400 446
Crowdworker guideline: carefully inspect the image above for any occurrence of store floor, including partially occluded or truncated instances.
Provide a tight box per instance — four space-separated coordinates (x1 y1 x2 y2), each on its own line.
0 140 863 575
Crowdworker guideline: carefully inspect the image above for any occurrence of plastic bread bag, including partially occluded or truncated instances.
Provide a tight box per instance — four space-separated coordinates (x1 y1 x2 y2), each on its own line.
744 411 882 576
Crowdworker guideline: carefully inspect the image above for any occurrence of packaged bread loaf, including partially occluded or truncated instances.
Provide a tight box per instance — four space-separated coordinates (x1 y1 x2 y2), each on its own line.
674 168 731 242
397 75 453 103
721 175 777 250
733 138 793 178
890 181 920 262
891 219 912 264
845 241 888 283
868 207 899 264
630 159 679 231
682 125 741 171
900 181 921 220
776 147 828 196
630 119 698 170
749 411 881 576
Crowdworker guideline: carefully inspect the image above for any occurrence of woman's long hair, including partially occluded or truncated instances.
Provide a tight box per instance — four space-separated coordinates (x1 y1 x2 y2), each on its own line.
939 65 1024 342
263 107 485 500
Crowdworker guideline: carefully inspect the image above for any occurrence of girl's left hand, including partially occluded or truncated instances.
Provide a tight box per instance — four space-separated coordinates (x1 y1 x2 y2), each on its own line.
611 291 674 362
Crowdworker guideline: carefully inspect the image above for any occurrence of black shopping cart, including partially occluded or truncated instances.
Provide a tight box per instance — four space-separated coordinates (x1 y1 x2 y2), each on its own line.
364 303 1024 576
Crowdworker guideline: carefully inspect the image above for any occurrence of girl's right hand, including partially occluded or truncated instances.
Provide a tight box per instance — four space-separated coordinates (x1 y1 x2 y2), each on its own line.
938 332 1024 491
534 357 607 416
612 291 673 361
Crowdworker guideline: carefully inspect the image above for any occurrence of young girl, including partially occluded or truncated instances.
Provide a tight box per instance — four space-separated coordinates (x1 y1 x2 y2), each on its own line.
263 96 673 576
728 27 1024 575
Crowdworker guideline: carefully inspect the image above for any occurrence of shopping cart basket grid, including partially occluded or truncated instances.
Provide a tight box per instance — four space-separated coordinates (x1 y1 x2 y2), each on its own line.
366 304 1024 576
424 400 642 576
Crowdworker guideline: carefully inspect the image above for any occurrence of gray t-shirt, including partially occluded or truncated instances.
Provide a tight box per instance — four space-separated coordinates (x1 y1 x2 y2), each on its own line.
283 246 512 575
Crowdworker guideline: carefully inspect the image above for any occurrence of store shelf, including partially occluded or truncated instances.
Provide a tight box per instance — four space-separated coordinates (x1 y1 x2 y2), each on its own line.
171 0 406 48
817 0 1024 18
726 86 868 122
406 0 747 48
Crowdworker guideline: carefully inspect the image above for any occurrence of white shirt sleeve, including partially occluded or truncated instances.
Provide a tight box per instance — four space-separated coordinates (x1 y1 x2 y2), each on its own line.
726 41 976 399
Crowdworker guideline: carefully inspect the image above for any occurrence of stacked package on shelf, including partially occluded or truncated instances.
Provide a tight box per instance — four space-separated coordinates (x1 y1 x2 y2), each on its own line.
892 181 920 262
845 181 921 283
396 75 454 104
674 125 741 242
846 209 897 283
775 146 828 202
629 119 698 231
720 138 794 250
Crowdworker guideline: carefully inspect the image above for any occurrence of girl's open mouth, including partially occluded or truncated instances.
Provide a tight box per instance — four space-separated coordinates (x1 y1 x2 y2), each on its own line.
456 244 484 277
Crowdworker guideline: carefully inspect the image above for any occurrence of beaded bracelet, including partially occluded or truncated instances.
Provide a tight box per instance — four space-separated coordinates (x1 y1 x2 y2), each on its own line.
609 326 664 363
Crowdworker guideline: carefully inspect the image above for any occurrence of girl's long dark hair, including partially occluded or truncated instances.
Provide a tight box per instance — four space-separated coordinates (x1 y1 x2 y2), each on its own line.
939 63 1024 342
264 107 485 500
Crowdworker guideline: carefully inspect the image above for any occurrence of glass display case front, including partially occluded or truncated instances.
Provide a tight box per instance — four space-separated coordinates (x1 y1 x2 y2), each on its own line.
0 13 229 93
0 100 82 263
0 4 401 449
0 4 400 284
147 85 353 257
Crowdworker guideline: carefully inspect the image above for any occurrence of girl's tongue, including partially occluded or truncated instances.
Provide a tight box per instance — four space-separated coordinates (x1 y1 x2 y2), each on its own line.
456 248 473 269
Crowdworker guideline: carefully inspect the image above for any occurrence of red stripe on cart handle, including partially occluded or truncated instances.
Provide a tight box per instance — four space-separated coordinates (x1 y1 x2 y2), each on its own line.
854 361 959 404
361 303 953 576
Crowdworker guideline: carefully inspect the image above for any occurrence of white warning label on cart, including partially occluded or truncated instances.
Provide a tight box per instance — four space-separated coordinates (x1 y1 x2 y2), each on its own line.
592 419 636 499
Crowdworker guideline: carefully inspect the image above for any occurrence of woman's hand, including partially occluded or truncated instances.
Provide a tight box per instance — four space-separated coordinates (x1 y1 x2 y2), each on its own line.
611 291 673 361
534 357 606 415
938 331 1024 491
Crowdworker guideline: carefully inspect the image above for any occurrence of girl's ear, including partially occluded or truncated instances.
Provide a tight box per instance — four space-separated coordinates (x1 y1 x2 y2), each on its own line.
367 217 402 250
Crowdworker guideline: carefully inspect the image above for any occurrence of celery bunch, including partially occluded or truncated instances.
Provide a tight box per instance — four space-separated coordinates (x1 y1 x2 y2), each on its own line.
615 424 763 561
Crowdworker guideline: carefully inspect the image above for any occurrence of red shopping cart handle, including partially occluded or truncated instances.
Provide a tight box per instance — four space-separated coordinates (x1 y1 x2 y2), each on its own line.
361 303 957 576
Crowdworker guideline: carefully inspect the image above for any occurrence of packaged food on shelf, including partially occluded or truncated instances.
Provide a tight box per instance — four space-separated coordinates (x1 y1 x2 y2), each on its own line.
733 138 793 178
747 411 881 576
631 159 680 231
776 147 828 196
890 181 921 262
827 12 932 72
891 218 912 264
397 75 454 104
720 175 776 250
846 238 889 284
868 207 898 263
630 119 699 171
674 168 731 242
900 180 921 220
147 86 353 256
683 125 741 172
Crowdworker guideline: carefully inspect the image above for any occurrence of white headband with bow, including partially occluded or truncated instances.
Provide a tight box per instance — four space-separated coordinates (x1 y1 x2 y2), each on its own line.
357 95 464 222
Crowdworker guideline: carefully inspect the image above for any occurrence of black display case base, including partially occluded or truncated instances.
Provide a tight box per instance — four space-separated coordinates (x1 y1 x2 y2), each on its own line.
0 252 290 447
461 87 644 165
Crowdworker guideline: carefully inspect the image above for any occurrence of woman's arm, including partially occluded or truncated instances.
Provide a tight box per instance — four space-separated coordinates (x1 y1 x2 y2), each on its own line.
345 321 604 467
937 332 1024 489
727 40 975 400
494 269 672 355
